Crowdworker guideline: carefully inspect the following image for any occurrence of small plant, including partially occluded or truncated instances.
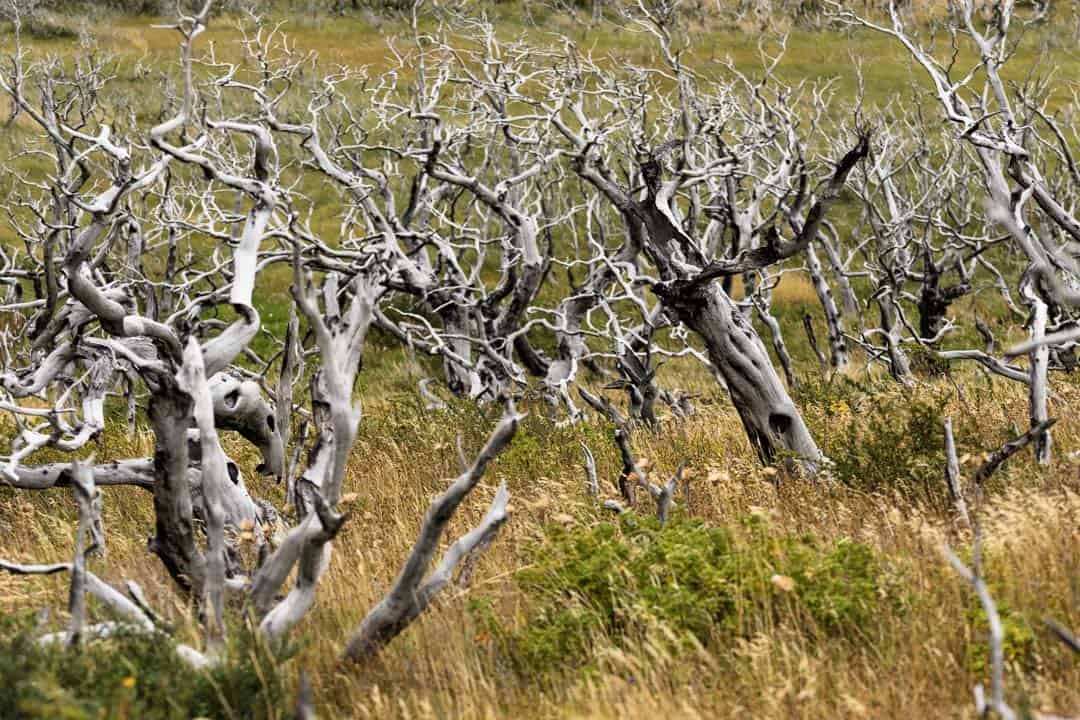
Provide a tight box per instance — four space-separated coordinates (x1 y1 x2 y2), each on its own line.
0 614 298 720
965 595 1038 676
483 512 898 675
819 388 950 498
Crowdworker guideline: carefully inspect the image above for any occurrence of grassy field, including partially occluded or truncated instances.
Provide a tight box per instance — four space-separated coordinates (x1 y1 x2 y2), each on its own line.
1 4 1079 719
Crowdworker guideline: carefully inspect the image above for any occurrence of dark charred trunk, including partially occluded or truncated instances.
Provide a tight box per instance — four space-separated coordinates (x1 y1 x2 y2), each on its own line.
147 385 203 593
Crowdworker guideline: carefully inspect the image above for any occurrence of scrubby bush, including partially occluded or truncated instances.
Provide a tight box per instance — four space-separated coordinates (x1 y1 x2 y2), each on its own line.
965 595 1039 676
830 392 947 495
478 512 899 675
0 614 297 720
800 377 950 499
906 343 952 377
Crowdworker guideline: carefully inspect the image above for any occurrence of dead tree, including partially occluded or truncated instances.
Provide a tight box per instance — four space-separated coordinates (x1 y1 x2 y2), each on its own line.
344 407 518 661
833 0 1080 463
938 413 1075 719
543 5 868 470
0 0 519 670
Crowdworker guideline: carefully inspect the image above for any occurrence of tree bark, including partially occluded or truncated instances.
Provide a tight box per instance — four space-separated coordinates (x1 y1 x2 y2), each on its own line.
658 281 822 470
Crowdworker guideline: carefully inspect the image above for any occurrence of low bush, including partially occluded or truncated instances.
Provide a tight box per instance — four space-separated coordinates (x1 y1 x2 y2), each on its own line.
0 615 297 720
799 377 951 499
478 512 900 675
21 16 78 40
965 594 1038 676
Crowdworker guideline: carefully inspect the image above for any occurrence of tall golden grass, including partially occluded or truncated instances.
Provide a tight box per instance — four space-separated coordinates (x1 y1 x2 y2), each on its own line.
1 362 1078 718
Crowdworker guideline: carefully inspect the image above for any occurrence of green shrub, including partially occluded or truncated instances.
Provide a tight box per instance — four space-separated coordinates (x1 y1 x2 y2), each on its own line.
484 513 898 675
907 343 952 377
812 383 950 498
965 595 1038 676
0 11 77 40
0 614 297 720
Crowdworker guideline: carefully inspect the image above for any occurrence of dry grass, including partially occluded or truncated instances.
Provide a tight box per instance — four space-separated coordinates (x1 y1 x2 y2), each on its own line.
2 365 1079 718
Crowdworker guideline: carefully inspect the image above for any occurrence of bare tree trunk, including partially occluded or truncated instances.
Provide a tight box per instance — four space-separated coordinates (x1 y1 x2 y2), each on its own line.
806 242 849 369
343 409 518 662
67 461 96 647
753 291 798 389
917 252 969 342
441 305 478 397
147 386 203 593
876 291 912 384
660 282 822 470
1028 296 1051 464
818 227 860 317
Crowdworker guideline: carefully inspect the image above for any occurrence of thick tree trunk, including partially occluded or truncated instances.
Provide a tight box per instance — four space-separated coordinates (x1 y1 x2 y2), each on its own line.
439 304 478 397
637 170 831 473
660 281 823 471
147 388 203 593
